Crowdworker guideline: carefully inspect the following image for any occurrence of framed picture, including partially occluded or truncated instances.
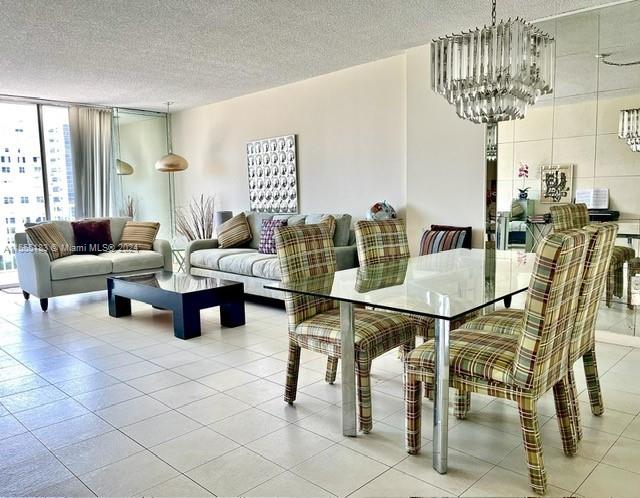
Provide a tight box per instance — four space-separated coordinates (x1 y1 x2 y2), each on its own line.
540 164 574 204
246 134 298 213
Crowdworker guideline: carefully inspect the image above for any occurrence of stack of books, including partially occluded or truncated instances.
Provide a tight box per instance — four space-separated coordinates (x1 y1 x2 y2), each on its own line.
527 213 551 224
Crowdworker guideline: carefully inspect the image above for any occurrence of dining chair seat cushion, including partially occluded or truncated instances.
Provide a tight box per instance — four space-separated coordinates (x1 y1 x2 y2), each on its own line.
406 328 519 385
294 307 415 355
459 309 523 335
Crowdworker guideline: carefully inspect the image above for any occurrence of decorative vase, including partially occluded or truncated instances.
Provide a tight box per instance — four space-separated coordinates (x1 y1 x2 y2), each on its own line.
518 189 529 200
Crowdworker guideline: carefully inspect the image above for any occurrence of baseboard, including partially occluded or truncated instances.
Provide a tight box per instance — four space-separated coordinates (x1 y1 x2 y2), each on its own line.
596 329 640 348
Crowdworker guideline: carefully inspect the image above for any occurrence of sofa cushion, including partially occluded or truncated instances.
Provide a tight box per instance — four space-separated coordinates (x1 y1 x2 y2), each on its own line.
98 250 164 273
71 219 113 254
218 213 252 248
244 212 274 249
305 214 351 247
251 256 281 280
118 221 160 250
25 223 73 261
50 254 112 281
218 253 275 277
258 218 287 254
190 248 257 271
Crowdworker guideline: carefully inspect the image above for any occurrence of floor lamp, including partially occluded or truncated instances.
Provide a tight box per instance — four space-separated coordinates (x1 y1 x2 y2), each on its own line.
155 102 188 239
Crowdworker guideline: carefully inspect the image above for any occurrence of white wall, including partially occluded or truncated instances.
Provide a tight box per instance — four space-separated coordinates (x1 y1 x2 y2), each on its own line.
172 55 407 221
405 46 486 250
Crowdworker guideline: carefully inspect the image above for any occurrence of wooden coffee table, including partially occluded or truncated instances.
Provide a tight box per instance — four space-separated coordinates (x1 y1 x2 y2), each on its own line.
107 271 245 339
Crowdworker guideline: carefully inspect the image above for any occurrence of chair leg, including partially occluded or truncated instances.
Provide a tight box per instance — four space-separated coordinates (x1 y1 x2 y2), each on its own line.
517 397 547 495
583 349 604 416
325 356 338 384
40 298 48 312
405 372 422 454
567 368 583 442
453 389 471 420
356 356 372 433
606 267 614 307
22 290 29 300
424 383 434 401
284 340 301 405
553 377 578 456
399 337 415 360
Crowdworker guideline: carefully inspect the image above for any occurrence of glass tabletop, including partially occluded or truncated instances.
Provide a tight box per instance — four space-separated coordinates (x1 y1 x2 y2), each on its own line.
266 249 534 320
112 270 238 294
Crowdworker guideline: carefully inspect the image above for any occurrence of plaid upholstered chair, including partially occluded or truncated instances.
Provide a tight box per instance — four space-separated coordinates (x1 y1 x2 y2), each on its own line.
275 223 416 433
404 230 589 494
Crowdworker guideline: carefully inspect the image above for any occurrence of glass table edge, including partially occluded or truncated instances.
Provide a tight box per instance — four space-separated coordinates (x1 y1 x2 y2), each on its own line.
108 272 243 295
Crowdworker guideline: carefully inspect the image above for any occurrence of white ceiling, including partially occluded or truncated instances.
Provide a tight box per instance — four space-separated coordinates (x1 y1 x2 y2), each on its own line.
0 0 628 111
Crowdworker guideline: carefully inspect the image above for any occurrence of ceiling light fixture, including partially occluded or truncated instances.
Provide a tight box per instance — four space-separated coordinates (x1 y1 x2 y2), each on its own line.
619 108 640 152
431 0 555 123
155 102 188 172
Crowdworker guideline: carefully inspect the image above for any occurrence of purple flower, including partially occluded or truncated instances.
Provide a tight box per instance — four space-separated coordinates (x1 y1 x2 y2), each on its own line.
518 162 529 178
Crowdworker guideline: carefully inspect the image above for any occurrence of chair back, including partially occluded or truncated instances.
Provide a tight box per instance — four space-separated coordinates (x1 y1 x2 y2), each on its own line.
550 203 589 232
355 219 409 266
275 224 337 331
570 222 618 361
513 230 589 394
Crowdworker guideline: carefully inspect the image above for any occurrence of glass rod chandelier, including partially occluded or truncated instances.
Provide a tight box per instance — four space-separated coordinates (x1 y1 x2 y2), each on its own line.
431 0 555 123
619 108 640 152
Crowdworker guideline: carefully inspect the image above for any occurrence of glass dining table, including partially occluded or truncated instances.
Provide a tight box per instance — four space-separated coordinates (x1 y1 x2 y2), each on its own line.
266 248 534 474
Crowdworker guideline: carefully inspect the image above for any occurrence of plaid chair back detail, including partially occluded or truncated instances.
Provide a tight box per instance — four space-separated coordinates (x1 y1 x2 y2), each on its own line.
513 230 589 394
355 219 409 266
550 203 589 232
571 222 618 361
275 224 338 330
419 229 468 255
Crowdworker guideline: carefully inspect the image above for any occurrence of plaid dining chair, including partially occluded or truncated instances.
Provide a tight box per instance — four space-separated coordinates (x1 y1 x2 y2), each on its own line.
275 223 416 433
404 230 589 494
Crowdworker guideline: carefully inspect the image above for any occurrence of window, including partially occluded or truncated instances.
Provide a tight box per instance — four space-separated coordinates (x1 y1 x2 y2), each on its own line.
3 197 14 204
18 166 25 173
20 196 28 204
1 166 9 173
36 196 44 203
5 217 15 224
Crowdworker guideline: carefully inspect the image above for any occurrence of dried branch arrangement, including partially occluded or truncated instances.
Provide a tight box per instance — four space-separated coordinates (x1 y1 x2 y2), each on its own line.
124 195 136 218
176 194 215 240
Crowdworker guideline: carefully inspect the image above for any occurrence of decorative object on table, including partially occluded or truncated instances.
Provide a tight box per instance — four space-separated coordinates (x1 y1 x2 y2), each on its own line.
540 164 573 204
258 218 288 254
217 212 252 248
246 134 297 213
155 102 189 238
430 0 554 123
213 210 233 234
517 162 530 199
618 108 640 152
175 194 215 241
118 221 160 251
123 195 136 219
366 200 397 221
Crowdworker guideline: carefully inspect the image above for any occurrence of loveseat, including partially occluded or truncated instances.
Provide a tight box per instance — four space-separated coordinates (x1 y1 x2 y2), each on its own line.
15 217 172 311
185 212 358 299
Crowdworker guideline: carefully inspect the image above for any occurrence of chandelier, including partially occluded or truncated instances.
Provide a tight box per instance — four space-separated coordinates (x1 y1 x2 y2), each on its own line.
619 108 640 152
431 0 555 123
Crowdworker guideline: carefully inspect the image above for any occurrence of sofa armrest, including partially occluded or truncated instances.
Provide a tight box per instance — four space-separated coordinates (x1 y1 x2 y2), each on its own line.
153 239 172 271
15 246 53 298
185 238 219 273
335 244 358 270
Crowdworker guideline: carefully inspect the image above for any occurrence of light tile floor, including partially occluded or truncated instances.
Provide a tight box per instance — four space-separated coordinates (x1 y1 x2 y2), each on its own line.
0 289 639 497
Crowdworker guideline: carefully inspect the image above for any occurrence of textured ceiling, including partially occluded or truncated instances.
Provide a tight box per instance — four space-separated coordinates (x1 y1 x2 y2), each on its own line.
0 0 626 111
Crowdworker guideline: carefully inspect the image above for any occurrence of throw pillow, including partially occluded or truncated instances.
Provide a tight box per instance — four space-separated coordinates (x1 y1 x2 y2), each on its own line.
71 219 113 254
258 218 288 254
25 222 72 261
419 229 466 255
118 221 160 250
218 212 252 248
308 214 336 239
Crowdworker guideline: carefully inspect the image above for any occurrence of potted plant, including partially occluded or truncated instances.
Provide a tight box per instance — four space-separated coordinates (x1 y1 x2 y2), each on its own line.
518 161 530 200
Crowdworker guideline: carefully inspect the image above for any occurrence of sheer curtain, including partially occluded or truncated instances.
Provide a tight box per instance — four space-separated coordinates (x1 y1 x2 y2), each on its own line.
68 107 115 218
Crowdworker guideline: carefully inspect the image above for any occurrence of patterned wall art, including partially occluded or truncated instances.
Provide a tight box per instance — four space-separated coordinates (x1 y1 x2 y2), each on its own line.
540 164 574 204
246 134 298 213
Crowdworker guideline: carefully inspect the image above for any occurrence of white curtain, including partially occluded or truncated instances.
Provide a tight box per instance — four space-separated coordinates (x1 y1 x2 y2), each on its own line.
68 107 114 218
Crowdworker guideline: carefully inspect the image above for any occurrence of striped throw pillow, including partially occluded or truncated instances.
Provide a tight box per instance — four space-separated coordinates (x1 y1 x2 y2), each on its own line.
218 212 252 248
419 229 467 255
118 221 160 250
25 223 72 260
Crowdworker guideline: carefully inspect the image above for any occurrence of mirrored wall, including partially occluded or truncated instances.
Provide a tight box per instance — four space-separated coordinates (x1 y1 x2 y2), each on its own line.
113 109 171 241
496 1 640 336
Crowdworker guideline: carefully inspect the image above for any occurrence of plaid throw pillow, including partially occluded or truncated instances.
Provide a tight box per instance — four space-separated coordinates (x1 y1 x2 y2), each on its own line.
218 212 252 248
118 221 160 250
25 222 72 261
258 218 287 254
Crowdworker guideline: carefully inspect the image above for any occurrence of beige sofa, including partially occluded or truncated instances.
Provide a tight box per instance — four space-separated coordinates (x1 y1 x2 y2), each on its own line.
185 212 358 299
15 217 172 311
